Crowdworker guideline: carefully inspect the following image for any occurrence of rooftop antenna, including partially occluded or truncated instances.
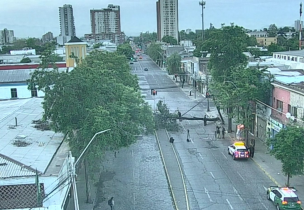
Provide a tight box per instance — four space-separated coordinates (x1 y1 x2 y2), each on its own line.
300 2 302 50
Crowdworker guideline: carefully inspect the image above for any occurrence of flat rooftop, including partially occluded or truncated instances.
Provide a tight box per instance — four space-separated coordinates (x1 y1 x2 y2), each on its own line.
0 98 65 177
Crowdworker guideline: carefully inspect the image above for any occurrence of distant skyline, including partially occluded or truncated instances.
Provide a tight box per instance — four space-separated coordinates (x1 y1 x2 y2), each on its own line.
0 0 303 39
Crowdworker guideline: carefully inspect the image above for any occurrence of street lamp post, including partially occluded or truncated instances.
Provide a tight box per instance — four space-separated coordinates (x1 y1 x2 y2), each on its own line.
199 1 206 42
72 129 111 210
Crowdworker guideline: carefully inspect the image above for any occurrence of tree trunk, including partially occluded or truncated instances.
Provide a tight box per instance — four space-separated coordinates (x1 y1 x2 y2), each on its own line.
84 159 92 203
227 107 232 133
216 106 225 125
286 173 290 187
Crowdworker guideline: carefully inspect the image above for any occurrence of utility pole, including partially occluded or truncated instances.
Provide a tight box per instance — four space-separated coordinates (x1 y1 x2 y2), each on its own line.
300 3 302 50
206 74 210 111
199 1 206 42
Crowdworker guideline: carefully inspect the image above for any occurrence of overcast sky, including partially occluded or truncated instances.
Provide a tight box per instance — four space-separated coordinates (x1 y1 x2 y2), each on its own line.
0 0 302 38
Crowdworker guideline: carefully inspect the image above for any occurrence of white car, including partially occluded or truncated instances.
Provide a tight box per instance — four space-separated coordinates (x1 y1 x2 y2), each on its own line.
228 142 250 160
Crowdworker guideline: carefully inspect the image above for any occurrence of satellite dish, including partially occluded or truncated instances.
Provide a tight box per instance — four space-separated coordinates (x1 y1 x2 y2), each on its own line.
290 116 295 121
286 112 291 118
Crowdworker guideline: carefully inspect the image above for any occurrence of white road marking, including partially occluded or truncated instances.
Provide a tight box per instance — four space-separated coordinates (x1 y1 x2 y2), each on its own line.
258 198 268 210
263 186 267 191
233 187 243 201
133 192 136 206
237 171 245 181
226 199 234 209
210 172 215 179
221 152 228 159
131 149 134 157
204 187 213 202
198 153 203 160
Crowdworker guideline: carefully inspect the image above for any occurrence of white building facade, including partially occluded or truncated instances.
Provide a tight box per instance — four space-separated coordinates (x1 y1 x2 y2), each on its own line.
156 0 179 42
58 4 76 45
0 28 15 44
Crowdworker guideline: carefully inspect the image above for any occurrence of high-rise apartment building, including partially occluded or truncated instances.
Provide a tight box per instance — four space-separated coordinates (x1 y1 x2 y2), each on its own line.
156 0 179 42
0 28 15 44
295 20 303 32
86 4 124 44
57 4 76 45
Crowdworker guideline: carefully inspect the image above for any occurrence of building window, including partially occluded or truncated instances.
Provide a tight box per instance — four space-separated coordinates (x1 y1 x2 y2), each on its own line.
11 88 17 98
276 100 283 112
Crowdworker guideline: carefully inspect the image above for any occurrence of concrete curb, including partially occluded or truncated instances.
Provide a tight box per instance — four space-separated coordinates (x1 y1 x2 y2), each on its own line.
154 130 178 210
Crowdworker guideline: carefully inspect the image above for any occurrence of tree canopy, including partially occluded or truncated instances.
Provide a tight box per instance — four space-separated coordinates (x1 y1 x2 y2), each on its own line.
204 26 249 83
28 50 154 163
146 42 163 63
206 25 273 133
166 52 181 75
162 35 178 45
266 125 304 186
116 43 134 59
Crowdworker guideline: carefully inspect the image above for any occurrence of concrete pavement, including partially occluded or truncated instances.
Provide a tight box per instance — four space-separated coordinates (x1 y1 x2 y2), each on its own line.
169 73 304 205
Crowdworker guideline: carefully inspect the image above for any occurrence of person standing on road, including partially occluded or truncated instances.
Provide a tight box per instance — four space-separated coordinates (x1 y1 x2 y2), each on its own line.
216 126 220 139
108 197 114 210
222 127 226 139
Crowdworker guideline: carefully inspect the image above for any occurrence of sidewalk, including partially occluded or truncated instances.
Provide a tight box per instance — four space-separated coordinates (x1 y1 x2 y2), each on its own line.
167 72 304 204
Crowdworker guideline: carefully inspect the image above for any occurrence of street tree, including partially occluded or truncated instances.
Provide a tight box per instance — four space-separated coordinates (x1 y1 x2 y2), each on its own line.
28 50 155 163
134 32 157 45
117 43 134 60
267 24 278 37
203 26 249 132
266 125 304 187
162 35 178 45
209 64 272 138
146 42 163 64
166 52 181 75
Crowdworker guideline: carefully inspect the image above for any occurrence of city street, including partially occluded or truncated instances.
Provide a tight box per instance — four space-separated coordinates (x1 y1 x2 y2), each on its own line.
95 55 280 210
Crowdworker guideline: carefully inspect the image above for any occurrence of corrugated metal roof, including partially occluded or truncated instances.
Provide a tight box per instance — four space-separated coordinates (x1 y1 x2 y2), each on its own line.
0 69 33 83
0 67 69 83
0 153 38 178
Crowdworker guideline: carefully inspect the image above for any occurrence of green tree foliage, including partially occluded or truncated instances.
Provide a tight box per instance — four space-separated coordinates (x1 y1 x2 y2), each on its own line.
206 25 273 133
246 36 258 46
162 35 178 45
154 100 179 131
146 43 163 63
166 52 181 75
28 50 154 163
266 125 304 187
267 24 278 37
0 38 56 55
117 43 134 59
204 26 248 83
134 32 157 45
267 43 286 53
93 42 103 49
20 57 31 63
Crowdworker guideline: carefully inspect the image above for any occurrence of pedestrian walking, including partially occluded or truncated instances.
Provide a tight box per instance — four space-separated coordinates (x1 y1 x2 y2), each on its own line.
187 129 191 142
216 126 220 139
108 197 114 210
222 127 226 139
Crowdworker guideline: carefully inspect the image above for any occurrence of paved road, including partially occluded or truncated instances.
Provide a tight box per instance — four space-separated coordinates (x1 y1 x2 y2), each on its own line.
133 56 277 209
75 55 304 210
